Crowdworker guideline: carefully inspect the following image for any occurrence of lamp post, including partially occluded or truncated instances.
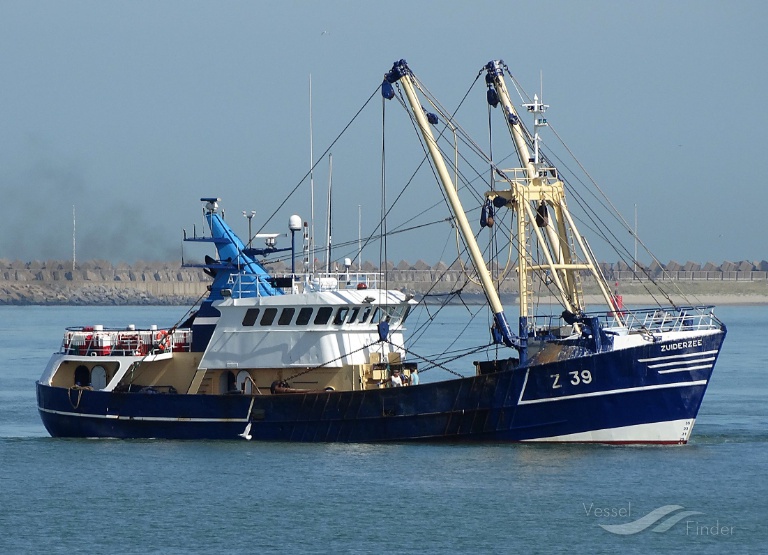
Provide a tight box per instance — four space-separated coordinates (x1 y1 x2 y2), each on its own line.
243 210 255 248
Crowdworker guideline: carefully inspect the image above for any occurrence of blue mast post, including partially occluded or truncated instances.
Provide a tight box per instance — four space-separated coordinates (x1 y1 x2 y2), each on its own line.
185 197 288 352
518 316 528 362
189 198 283 299
491 311 518 350
205 211 281 298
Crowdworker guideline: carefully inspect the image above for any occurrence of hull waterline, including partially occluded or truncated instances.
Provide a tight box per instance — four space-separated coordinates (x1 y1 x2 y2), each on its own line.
37 328 724 444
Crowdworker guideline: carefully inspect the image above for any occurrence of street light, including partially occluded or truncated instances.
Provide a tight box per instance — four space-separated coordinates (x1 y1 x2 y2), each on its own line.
243 210 256 248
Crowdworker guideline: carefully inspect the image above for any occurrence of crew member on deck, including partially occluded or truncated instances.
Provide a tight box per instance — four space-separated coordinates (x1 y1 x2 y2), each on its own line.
390 368 403 387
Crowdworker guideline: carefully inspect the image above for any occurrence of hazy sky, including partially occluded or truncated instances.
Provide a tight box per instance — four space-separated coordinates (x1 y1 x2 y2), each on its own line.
1 1 765 266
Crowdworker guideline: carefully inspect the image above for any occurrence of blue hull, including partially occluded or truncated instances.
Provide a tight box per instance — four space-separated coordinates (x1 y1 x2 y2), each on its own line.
37 330 725 443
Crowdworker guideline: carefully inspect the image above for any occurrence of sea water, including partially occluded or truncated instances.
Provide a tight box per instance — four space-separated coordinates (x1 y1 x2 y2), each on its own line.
0 304 765 554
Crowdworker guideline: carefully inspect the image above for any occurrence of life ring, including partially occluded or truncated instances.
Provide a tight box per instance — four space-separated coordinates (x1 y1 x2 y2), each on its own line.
155 330 171 351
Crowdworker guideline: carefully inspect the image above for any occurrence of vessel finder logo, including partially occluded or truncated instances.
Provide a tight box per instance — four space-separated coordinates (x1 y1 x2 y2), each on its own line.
584 503 703 535
598 504 703 535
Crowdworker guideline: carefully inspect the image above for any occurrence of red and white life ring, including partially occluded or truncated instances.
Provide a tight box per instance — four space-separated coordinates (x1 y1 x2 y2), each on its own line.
156 330 171 351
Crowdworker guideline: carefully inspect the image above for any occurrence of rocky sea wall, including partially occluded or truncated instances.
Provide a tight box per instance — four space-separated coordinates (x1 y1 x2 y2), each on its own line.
1 259 766 305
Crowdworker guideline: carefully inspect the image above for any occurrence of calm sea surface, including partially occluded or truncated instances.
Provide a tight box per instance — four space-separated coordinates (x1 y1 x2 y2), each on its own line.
0 304 765 554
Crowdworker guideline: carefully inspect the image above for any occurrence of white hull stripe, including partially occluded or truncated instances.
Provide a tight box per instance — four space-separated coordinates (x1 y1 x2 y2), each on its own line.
648 357 716 369
38 407 247 423
518 379 708 406
638 350 719 363
521 418 696 443
658 364 713 374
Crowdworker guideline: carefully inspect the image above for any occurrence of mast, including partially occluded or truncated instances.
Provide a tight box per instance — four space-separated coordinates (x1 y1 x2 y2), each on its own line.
72 205 76 272
309 74 316 275
358 204 362 269
483 60 621 325
326 153 333 273
383 60 517 348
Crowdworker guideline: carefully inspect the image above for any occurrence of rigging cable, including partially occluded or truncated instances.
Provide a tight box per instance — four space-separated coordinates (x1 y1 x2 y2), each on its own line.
127 287 211 386
386 339 489 377
255 84 381 236
283 341 380 383
502 64 685 308
544 124 682 308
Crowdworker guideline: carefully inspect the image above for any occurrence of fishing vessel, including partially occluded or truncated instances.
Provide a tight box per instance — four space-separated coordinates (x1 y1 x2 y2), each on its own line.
36 59 726 443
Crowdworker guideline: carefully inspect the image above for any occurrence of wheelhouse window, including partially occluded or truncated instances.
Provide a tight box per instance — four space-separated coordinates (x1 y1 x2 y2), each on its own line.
314 306 333 325
242 308 260 327
386 305 410 324
370 307 380 324
333 307 349 325
278 308 295 325
359 306 372 323
347 307 360 323
401 305 412 323
296 307 313 325
260 308 277 326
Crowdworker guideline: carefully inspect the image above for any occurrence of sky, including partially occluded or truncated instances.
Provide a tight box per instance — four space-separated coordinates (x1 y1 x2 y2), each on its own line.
1 0 766 267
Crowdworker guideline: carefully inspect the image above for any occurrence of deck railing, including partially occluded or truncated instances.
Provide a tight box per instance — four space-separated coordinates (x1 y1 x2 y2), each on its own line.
226 272 383 297
619 306 722 333
61 326 192 356
527 305 722 336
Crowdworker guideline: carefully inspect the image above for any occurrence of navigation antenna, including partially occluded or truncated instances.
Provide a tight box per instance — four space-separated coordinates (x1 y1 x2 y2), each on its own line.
309 74 316 275
72 205 76 271
523 90 549 166
325 153 333 272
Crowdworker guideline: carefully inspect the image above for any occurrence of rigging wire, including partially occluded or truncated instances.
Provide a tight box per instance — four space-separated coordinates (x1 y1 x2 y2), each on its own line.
255 84 381 237
546 125 689 307
283 341 379 383
386 338 495 377
127 287 210 386
500 64 690 308
265 69 511 379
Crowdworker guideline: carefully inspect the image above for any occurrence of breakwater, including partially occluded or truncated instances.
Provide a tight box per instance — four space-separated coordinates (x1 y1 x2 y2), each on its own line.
1 258 766 305
0 262 208 305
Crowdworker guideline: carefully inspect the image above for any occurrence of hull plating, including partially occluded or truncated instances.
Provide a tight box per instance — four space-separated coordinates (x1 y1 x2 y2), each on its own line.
37 330 724 444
